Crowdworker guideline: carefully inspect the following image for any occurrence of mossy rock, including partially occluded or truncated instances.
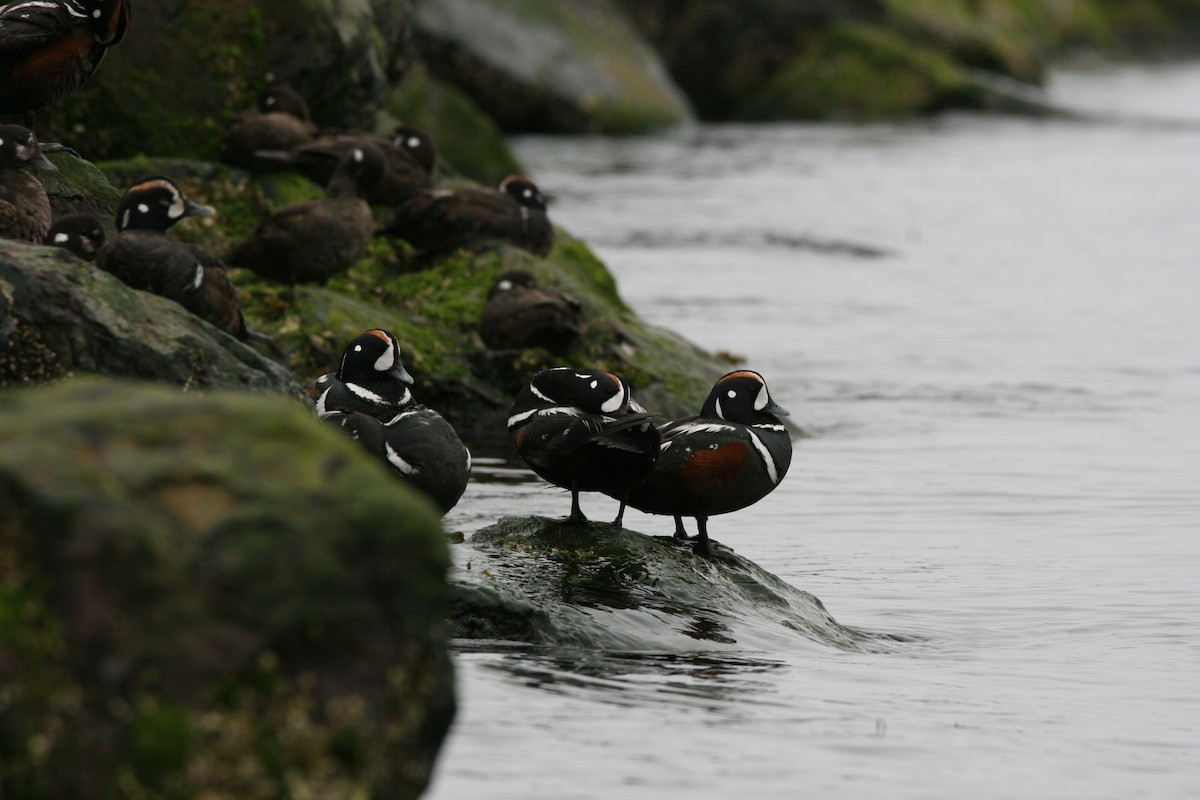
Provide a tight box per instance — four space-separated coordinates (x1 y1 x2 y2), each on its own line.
742 22 980 121
0 378 454 799
450 516 909 652
32 0 413 162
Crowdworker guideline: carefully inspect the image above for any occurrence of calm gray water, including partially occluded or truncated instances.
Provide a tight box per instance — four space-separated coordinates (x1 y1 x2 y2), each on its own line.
428 63 1200 799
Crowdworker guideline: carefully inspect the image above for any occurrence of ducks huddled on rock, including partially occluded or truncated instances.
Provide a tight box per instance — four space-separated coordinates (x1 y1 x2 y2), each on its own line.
306 329 472 515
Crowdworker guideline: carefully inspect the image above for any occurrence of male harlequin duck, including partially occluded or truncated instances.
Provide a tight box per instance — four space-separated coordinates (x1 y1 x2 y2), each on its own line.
0 0 131 146
508 367 659 524
380 174 554 258
95 176 247 339
0 123 55 242
322 407 471 515
267 124 437 205
45 210 104 259
619 370 792 555
479 269 584 353
308 329 471 514
304 328 414 419
218 85 317 172
226 143 384 284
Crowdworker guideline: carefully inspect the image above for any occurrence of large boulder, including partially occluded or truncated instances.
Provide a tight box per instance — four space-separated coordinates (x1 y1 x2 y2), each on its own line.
412 0 694 133
0 378 454 799
0 240 296 393
35 0 415 161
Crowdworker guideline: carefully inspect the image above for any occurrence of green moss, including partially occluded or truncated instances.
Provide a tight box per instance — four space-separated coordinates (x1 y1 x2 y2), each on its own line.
129 702 194 789
383 66 523 184
742 22 977 121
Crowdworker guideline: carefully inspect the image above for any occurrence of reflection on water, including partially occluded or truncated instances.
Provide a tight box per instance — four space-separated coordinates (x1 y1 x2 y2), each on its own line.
428 63 1200 800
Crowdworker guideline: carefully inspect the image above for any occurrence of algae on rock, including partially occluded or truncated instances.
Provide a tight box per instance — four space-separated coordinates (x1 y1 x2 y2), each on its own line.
0 378 454 799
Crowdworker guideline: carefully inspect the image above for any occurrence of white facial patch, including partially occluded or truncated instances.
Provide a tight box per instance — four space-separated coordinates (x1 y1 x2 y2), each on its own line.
590 380 598 389
353 148 364 163
137 203 149 214
354 344 362 352
191 264 204 290
120 209 131 229
406 136 421 149
53 233 69 243
497 280 512 291
373 339 396 372
167 192 186 219
600 384 624 414
715 398 725 419
727 389 736 398
754 383 770 411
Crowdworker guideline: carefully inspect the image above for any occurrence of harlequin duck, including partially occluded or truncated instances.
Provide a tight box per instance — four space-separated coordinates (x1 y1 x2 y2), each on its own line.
380 174 554 258
95 176 247 339
0 0 131 147
0 123 55 242
620 371 792 555
218 85 317 171
479 269 584 353
266 124 436 205
508 367 659 524
304 328 414 419
322 406 471 515
226 143 384 284
45 210 104 258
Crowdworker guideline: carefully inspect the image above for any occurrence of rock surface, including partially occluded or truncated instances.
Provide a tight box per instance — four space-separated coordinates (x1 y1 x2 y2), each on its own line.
0 378 454 798
450 517 907 652
0 240 295 393
413 0 694 133
36 0 415 161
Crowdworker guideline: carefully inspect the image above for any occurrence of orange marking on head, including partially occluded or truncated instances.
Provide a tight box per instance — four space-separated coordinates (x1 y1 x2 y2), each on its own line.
365 329 391 343
722 370 763 384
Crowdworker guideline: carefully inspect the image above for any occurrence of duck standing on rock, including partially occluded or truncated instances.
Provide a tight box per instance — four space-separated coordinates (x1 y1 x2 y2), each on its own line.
508 367 659 524
618 370 793 555
479 269 585 353
218 85 317 171
266 124 437 205
381 174 554 259
0 0 131 148
308 328 472 514
95 176 247 340
45 210 104 259
0 123 54 242
227 143 384 284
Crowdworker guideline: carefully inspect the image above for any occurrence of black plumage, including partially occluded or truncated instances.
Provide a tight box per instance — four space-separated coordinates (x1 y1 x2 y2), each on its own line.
0 123 55 242
508 367 659 524
95 176 247 339
227 143 384 284
381 174 554 258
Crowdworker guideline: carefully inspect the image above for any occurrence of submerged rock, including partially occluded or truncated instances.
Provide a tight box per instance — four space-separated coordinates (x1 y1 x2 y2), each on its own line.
0 378 454 799
450 516 905 652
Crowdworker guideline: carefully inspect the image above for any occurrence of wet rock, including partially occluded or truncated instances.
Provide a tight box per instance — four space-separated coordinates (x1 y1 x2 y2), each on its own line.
450 516 903 652
0 240 295 392
413 0 694 133
35 0 415 162
0 378 454 799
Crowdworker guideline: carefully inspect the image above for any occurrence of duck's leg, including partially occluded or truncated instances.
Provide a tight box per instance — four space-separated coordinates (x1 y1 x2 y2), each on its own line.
611 501 627 528
692 516 711 555
673 516 688 540
567 489 589 524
